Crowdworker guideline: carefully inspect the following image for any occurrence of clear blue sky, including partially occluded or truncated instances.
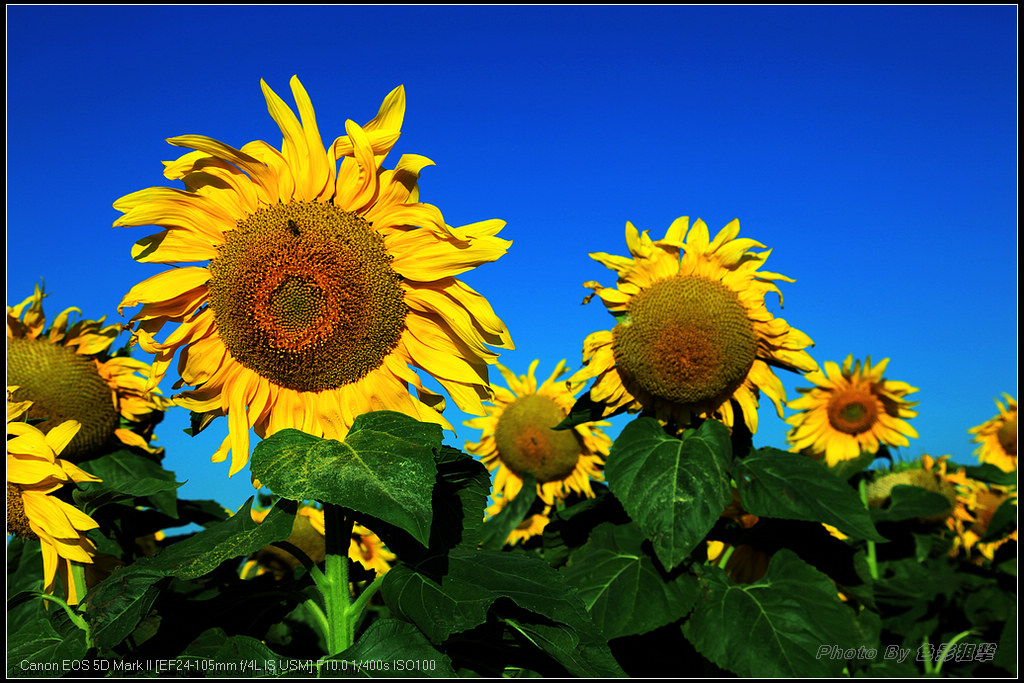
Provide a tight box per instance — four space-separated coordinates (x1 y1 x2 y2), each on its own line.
7 6 1017 512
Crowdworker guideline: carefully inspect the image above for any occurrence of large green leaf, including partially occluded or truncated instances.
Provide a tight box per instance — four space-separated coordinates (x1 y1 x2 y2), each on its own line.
605 418 732 570
381 547 623 677
329 619 457 677
77 448 182 518
682 549 864 677
83 498 295 649
561 522 699 639
869 485 952 523
733 447 886 542
250 411 441 547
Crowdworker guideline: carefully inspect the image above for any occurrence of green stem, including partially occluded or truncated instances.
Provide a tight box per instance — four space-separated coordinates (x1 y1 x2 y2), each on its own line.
858 479 879 580
322 503 355 656
69 561 89 610
921 636 936 676
36 593 91 647
717 545 736 570
349 572 386 632
932 629 975 676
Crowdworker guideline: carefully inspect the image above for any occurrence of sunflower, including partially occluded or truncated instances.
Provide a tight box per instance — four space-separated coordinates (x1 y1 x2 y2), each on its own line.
786 355 919 466
949 478 1017 563
968 394 1017 472
244 505 395 579
7 285 170 459
574 217 817 433
349 522 397 577
116 77 512 477
484 495 552 546
464 359 609 506
7 389 102 605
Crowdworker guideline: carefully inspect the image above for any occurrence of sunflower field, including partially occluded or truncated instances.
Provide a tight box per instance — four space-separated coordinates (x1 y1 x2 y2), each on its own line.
7 69 1017 678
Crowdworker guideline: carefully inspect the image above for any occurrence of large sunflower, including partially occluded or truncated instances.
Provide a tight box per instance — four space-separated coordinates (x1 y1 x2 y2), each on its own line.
7 389 102 605
968 394 1017 472
116 77 512 476
574 217 817 432
786 355 919 466
7 285 170 459
464 359 609 506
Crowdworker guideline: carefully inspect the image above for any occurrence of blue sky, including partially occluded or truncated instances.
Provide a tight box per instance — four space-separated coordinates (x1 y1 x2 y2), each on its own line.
7 6 1017 512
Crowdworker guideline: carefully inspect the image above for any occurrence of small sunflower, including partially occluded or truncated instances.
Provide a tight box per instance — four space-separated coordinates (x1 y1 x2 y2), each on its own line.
244 505 395 579
786 355 919 466
465 359 610 506
349 522 397 577
969 394 1017 472
7 389 102 605
116 76 512 477
7 285 170 459
574 217 817 433
949 477 1017 563
484 495 552 546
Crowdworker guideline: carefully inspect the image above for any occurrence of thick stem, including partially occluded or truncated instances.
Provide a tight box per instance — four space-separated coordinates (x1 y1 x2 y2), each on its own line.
322 503 356 655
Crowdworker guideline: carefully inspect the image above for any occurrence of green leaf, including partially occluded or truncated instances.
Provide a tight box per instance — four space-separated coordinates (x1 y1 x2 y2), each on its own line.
733 447 886 542
869 485 952 523
73 477 184 517
7 540 46 631
480 474 537 550
87 572 164 649
6 615 89 677
83 498 295 648
382 547 623 677
554 390 623 430
871 557 953 642
605 418 732 570
251 411 441 547
979 497 1017 543
827 449 881 481
961 463 1018 487
682 549 864 677
357 446 491 565
179 628 282 677
77 448 181 518
330 619 457 677
431 446 492 552
995 604 1017 676
497 610 617 678
561 522 699 639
